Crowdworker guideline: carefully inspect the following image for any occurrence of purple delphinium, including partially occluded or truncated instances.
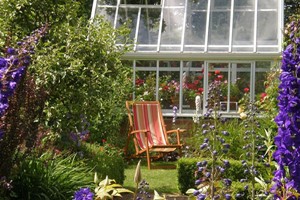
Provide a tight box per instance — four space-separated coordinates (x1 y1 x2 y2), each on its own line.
272 18 300 198
239 99 269 199
73 187 94 200
0 24 48 139
193 74 232 199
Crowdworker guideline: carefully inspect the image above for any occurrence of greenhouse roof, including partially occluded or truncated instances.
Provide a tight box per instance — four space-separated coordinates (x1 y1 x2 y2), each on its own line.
91 0 283 57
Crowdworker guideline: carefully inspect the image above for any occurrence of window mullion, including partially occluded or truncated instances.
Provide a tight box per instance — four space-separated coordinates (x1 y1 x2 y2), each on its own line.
204 0 211 52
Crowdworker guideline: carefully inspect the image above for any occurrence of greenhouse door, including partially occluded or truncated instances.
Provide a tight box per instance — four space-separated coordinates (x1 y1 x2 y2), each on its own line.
204 62 252 113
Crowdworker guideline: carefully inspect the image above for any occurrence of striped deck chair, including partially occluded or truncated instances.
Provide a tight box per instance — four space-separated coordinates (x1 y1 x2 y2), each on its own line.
125 101 185 169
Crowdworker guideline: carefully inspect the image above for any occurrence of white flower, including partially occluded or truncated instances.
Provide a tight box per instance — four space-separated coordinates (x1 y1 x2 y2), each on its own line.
240 112 247 120
195 95 201 113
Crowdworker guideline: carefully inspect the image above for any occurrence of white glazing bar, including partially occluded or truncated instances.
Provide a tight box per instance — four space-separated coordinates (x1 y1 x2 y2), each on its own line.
179 60 183 113
227 64 231 112
229 0 234 52
204 0 211 52
90 0 98 20
113 0 121 29
253 0 258 52
250 61 256 102
180 0 188 53
133 60 136 100
157 0 165 52
134 7 142 52
203 61 208 114
156 60 160 100
278 0 284 52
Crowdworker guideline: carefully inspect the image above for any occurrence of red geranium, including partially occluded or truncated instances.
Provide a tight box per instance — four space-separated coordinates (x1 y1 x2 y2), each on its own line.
244 88 250 93
198 88 204 94
260 92 267 101
215 70 221 75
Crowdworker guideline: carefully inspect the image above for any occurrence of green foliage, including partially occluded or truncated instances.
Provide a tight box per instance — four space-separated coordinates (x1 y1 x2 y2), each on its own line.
10 152 93 200
30 16 132 144
0 0 91 39
257 63 280 131
79 142 125 184
186 118 275 160
177 158 275 194
94 175 133 200
186 119 248 160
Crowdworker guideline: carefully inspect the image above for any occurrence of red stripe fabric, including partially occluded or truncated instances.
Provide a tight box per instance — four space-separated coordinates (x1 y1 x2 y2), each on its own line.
132 103 167 150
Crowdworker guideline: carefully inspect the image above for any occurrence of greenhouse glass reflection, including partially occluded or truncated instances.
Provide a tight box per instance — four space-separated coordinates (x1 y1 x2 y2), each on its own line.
91 0 283 117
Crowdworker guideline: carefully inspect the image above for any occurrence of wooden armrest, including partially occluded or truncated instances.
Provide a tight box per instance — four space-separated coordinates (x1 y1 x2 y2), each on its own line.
166 129 186 134
166 128 186 146
130 129 148 135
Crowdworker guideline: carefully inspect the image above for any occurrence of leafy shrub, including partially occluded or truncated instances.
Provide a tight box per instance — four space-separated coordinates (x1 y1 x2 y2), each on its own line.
79 142 125 184
186 117 274 160
186 118 248 160
177 158 274 194
10 152 93 200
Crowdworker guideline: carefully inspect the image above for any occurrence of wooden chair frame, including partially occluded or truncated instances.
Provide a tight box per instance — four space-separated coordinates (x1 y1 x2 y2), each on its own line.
124 101 185 169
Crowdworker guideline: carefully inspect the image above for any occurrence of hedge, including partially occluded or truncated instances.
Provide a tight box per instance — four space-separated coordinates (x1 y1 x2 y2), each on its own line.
177 157 274 195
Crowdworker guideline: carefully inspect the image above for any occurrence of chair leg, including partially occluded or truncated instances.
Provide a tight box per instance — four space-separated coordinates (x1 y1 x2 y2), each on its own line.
146 149 151 170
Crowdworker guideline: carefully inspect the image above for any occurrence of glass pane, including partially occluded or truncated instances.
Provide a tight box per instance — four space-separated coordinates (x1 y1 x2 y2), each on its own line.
159 72 180 108
136 60 157 67
116 7 139 40
96 7 116 25
257 11 278 45
258 0 277 9
183 61 204 110
255 62 271 102
185 10 207 46
235 63 251 111
136 8 161 49
189 0 208 10
211 0 231 9
159 61 180 108
121 0 161 4
97 0 117 5
232 11 254 45
208 63 229 111
208 11 230 46
160 8 184 50
165 0 185 6
232 47 253 52
135 71 157 101
234 0 254 9
255 72 268 101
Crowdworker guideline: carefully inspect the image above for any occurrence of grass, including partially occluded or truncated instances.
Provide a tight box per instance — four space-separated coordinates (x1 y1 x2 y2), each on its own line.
123 159 182 195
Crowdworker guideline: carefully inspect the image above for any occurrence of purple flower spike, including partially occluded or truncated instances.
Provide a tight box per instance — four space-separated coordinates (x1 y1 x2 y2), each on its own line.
272 18 300 197
7 48 15 55
225 194 231 200
73 187 94 200
0 129 4 139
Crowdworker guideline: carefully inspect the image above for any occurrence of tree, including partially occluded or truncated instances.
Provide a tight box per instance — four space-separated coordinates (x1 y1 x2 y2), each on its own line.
285 0 300 23
0 0 132 179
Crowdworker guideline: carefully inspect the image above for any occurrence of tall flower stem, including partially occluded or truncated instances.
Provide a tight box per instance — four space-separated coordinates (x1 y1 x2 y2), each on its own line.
250 106 256 200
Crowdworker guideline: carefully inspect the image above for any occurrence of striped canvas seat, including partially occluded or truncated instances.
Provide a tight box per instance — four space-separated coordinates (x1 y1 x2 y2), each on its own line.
125 101 184 169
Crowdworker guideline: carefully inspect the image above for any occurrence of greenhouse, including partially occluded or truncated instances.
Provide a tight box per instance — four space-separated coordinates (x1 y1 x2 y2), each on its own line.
91 0 283 117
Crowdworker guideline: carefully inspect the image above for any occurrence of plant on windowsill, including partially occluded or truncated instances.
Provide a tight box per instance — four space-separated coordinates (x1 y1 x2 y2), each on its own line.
221 82 243 102
135 73 156 101
159 75 180 105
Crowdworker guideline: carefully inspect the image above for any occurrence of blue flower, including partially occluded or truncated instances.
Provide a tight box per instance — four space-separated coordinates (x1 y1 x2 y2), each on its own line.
0 58 7 69
73 188 94 200
6 48 15 55
225 194 231 200
273 20 300 196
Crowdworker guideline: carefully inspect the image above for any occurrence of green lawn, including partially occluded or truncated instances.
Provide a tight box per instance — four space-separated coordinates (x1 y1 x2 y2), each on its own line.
123 160 182 195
